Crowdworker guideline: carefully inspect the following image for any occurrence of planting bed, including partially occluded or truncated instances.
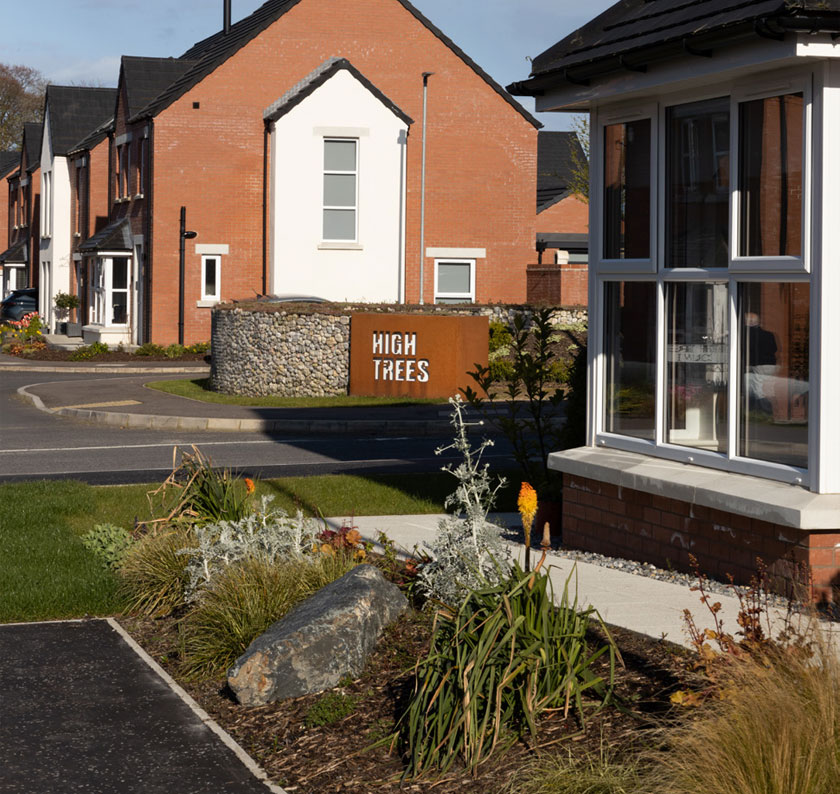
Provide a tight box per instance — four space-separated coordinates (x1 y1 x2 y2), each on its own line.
120 605 692 793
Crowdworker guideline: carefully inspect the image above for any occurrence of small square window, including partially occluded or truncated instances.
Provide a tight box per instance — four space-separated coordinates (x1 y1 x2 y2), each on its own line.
434 259 474 304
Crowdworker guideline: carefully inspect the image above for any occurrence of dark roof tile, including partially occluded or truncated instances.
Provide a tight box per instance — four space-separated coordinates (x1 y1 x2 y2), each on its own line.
537 131 584 211
122 56 197 120
23 123 42 173
45 86 117 156
0 150 19 178
79 217 133 252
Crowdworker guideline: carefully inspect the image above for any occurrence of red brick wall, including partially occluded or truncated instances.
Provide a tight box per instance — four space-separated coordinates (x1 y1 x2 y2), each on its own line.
526 263 587 307
144 0 537 344
537 193 588 234
563 474 840 603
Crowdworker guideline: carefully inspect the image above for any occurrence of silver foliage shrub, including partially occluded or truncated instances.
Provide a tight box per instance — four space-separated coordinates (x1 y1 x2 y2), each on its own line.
178 495 322 602
419 395 511 605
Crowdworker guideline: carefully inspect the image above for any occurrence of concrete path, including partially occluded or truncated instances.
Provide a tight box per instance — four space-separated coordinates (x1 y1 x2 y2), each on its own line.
326 512 837 648
0 619 282 794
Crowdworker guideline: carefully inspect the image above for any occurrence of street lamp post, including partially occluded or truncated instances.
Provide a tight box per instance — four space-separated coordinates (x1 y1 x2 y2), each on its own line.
178 205 197 345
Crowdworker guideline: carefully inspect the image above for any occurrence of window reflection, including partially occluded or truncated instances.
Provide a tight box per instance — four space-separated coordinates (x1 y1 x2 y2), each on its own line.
666 98 730 268
604 282 656 439
666 283 728 452
739 93 803 257
738 283 809 467
603 120 650 259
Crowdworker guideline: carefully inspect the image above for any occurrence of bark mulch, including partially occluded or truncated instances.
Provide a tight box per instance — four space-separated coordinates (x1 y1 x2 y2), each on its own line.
119 608 693 794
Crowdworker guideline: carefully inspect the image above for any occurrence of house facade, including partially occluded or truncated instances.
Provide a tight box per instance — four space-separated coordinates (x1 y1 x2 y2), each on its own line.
71 0 539 346
38 86 116 332
511 0 840 601
0 151 19 298
0 124 41 299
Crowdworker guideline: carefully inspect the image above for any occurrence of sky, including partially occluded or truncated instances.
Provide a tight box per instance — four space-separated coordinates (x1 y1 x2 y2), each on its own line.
5 0 615 130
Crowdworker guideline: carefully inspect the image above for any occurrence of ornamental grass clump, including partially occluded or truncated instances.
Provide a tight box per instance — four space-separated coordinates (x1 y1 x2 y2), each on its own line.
178 551 359 678
418 395 511 605
396 560 619 777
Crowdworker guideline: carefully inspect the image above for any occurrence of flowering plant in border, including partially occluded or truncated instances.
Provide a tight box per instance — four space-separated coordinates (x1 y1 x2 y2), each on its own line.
517 481 538 571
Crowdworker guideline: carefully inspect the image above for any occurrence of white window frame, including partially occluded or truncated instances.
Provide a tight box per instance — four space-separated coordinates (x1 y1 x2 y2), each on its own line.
592 67 815 488
433 258 475 303
90 255 130 327
594 101 659 274
321 137 358 243
41 171 51 238
201 255 221 303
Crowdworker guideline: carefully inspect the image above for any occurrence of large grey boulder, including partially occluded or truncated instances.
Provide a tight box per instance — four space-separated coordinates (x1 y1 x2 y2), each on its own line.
228 564 408 706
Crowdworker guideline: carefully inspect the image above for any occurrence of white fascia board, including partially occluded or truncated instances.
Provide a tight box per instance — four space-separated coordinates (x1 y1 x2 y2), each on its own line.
535 37 799 112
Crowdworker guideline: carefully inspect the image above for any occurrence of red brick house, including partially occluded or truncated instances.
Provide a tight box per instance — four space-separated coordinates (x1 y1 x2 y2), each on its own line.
0 123 41 298
0 150 19 297
78 0 540 345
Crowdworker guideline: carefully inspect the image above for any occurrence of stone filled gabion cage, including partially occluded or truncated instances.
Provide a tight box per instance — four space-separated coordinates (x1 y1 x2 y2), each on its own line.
210 302 588 397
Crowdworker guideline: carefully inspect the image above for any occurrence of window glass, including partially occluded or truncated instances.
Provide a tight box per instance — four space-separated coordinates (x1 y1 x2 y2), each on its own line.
603 119 650 259
438 262 471 294
738 282 809 467
112 257 128 290
739 93 803 257
666 98 730 268
324 140 356 171
604 282 657 439
666 282 728 452
111 257 129 325
323 174 356 206
203 257 218 299
323 209 355 240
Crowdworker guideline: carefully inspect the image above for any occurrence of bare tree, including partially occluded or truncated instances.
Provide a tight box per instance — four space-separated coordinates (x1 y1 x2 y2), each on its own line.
0 63 48 151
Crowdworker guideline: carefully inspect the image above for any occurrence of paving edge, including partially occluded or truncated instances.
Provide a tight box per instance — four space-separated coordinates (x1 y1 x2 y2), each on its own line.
18 384 457 435
106 618 287 794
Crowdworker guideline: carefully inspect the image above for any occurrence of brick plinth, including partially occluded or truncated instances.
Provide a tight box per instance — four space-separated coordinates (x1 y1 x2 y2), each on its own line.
526 263 588 306
562 474 840 604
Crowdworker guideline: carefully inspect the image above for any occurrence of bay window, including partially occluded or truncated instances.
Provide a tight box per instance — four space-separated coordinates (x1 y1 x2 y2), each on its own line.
90 256 130 327
595 76 811 483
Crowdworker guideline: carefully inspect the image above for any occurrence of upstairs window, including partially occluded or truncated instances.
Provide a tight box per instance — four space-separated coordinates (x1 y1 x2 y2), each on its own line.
201 255 220 302
322 138 357 241
116 143 131 199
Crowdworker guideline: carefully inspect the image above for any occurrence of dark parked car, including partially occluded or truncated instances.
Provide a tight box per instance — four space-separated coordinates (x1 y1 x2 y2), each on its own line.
0 288 38 322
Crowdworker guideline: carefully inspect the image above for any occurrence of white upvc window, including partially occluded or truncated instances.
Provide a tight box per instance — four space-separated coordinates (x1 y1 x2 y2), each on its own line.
201 255 221 302
91 256 130 326
322 138 358 242
41 171 52 238
434 259 475 304
593 69 812 487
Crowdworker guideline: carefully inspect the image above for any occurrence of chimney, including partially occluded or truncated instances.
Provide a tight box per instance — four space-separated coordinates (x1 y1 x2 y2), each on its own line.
224 0 231 34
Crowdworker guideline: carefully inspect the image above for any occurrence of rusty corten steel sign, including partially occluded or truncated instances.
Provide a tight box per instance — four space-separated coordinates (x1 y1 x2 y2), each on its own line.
349 313 489 398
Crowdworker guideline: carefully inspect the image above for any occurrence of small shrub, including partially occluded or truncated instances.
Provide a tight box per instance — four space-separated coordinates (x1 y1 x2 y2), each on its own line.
69 341 110 361
119 527 193 617
396 562 619 777
419 396 510 605
178 494 323 602
179 552 359 678
81 523 134 570
134 342 166 357
185 341 210 354
54 292 80 311
164 343 186 358
305 690 358 728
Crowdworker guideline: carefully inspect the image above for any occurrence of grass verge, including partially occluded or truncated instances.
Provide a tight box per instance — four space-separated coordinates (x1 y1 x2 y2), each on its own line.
145 377 446 408
0 471 517 623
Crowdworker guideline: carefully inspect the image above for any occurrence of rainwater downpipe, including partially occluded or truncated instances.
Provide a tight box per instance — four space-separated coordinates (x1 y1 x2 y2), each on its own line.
419 71 433 305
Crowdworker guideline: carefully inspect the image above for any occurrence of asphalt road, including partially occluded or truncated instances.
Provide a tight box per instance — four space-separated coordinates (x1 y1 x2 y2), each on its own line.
0 371 516 484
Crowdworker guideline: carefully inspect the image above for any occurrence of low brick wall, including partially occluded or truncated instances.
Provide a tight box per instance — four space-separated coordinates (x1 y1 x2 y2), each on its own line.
562 474 840 602
527 264 588 307
211 302 589 397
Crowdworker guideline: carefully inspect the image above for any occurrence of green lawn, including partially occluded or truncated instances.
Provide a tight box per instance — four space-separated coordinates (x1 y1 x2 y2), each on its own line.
0 471 518 623
145 377 447 408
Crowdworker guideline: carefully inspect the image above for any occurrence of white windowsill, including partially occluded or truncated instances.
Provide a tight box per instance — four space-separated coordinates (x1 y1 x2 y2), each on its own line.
548 446 840 531
318 242 363 250
196 300 219 308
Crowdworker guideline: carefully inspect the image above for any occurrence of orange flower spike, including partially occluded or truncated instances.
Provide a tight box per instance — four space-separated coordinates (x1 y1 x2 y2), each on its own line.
517 482 538 547
244 477 255 494
345 529 362 547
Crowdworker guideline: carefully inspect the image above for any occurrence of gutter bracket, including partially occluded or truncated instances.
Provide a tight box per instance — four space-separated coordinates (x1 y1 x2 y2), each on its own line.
619 54 647 73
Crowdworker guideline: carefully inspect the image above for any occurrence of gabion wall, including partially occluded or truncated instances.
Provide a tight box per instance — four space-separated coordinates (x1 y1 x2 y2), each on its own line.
211 304 588 396
211 308 351 396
